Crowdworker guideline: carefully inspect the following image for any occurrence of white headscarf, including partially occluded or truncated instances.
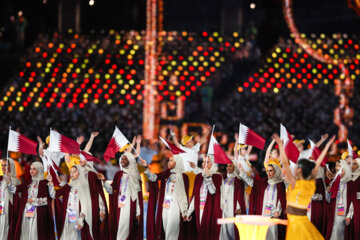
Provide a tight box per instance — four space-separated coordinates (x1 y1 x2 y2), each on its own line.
7 158 20 185
267 164 283 185
202 155 219 177
120 152 141 201
352 158 360 181
31 162 45 182
69 165 93 238
339 160 352 184
170 155 188 217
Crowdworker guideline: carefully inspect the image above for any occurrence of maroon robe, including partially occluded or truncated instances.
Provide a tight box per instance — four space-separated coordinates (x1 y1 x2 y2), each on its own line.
222 176 246 240
310 178 326 235
1 176 20 240
87 171 110 240
108 171 143 240
249 177 287 240
55 184 93 239
189 173 222 240
146 169 189 240
349 177 360 240
325 182 352 240
13 179 55 240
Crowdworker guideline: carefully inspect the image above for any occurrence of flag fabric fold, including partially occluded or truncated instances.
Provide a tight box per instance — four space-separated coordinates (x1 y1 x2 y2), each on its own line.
159 137 185 155
309 139 328 167
80 151 101 163
330 169 342 199
208 134 232 164
238 123 265 150
280 124 300 163
347 139 358 160
48 130 80 154
103 126 130 161
8 129 38 156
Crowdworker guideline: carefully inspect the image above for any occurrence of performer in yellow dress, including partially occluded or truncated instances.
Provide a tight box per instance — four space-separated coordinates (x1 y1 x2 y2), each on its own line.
273 133 335 240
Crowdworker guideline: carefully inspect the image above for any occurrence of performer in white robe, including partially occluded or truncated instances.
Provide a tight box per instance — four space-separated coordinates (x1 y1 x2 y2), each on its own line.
143 155 188 240
0 158 19 239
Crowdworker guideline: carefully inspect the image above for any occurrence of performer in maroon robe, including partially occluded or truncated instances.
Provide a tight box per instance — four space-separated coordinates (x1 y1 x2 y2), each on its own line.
249 160 287 240
142 155 189 240
349 158 360 240
186 155 222 240
98 152 144 240
14 162 54 240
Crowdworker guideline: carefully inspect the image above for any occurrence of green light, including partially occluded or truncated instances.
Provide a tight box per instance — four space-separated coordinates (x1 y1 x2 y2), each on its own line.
312 69 317 74
171 61 177 66
199 56 204 62
116 74 121 79
76 68 81 73
274 63 279 68
218 37 223 42
213 32 219 37
84 93 89 99
59 43 65 48
105 74 110 79
69 63 74 69
84 59 89 64
45 68 50 73
214 51 220 57
121 89 126 94
188 56 194 61
84 73 89 78
25 82 30 87
19 106 24 112
129 80 135 85
167 66 173 71
285 63 290 69
134 45 139 50
193 61 199 67
182 61 188 66
95 74 100 78
215 62 221 67
220 57 225 62
53 53 58 58
81 64 86 69
282 53 288 58
118 80 123 85
16 97 21 102
92 44 97 49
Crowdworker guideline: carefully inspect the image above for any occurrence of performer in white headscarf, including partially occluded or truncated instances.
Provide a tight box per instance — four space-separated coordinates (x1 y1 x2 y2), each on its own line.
51 165 93 240
14 162 55 240
0 158 20 239
141 154 189 240
99 151 143 239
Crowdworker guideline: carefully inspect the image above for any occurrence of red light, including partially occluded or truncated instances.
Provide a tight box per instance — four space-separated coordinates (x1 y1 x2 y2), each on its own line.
261 87 267 93
170 96 175 101
190 76 195 81
180 96 186 101
72 59 78 64
40 92 45 98
112 64 117 70
79 103 85 108
202 32 208 37
196 81 202 86
190 86 196 91
308 83 313 89
302 79 307 84
73 93 78 98
189 66 195 71
21 87 26 92
249 77 254 83
125 94 131 100
57 103 62 108
26 62 31 68
269 68 274 73
266 83 271 88
46 102 51 108
84 79 90 84
270 78 275 83
66 88 71 93
56 48 62 53
254 83 260 88
128 60 133 65
23 102 28 107
105 59 110 64
119 69 125 74
296 73 302 79
264 73 269 78
158 85 164 90
109 89 114 94
185 81 191 86
348 39 353 45
244 82 249 88
139 60 144 65
26 97 31 102
42 52 48 58
72 99 77 103
76 88 81 93
180 76 185 81
67 48 72 53
259 77 265 83
52 93 57 98
72 73 78 78
68 103 74 108
19 72 24 77
185 91 191 96
205 71 210 77
180 86 185 91
92 84 97 89
119 99 125 105
31 72 36 77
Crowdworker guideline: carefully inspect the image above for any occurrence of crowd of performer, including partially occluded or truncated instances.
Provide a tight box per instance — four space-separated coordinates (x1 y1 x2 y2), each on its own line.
1 128 360 240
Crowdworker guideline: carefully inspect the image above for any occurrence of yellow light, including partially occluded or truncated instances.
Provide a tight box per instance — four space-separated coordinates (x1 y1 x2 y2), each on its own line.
94 99 99 104
19 106 24 112
107 99 112 104
120 89 126 94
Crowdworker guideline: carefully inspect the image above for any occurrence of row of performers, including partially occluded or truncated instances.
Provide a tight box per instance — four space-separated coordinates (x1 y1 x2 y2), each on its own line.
0 132 358 240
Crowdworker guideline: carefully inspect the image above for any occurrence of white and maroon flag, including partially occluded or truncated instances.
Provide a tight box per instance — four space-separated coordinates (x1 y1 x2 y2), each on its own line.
159 137 185 155
8 129 38 156
238 123 265 150
208 134 232 165
280 124 299 163
309 139 328 167
104 126 130 161
48 130 80 154
347 139 358 160
80 151 101 163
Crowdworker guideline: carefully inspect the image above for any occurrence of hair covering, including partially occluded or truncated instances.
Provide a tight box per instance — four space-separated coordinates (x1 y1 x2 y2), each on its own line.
7 158 21 185
69 165 93 238
170 155 188 217
267 163 284 185
31 162 45 182
202 155 219 177
120 152 141 201
339 160 352 184
352 158 360 181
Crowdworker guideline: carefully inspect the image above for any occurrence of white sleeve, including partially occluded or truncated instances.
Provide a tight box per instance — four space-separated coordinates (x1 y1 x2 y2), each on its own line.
187 198 195 217
205 177 216 194
275 200 282 214
145 169 157 182
236 201 241 212
239 171 254 187
104 181 113 194
48 183 55 199
7 182 16 194
347 202 354 219
99 195 105 213
136 197 140 216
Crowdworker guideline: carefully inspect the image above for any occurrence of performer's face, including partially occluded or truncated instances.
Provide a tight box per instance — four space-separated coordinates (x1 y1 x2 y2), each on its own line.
1 160 7 174
336 163 345 178
168 157 176 169
240 148 246 156
70 167 79 180
185 140 194 148
270 149 279 159
79 157 87 167
345 156 351 166
227 164 235 173
352 161 358 172
121 155 129 168
266 166 275 179
30 164 38 177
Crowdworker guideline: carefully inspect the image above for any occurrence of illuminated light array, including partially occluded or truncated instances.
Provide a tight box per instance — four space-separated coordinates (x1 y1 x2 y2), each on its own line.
1 30 253 110
241 34 360 93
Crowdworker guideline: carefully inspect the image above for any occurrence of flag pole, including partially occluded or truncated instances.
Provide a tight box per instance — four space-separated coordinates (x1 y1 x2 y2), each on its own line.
206 125 215 164
5 126 11 176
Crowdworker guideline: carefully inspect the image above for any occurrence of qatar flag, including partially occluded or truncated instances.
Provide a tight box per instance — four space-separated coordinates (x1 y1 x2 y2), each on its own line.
80 151 101 163
309 139 328 167
104 126 130 161
280 124 299 163
159 137 185 155
330 169 342 199
8 129 38 156
48 130 80 154
347 139 358 160
238 123 265 150
208 135 232 164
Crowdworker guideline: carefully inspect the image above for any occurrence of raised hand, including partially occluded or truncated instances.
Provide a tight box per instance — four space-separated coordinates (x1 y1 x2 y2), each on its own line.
91 131 99 137
140 158 148 167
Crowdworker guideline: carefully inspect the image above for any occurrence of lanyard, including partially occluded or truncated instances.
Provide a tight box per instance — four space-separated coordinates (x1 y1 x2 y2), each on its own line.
165 176 175 196
120 175 130 196
337 183 346 204
28 181 38 199
266 184 277 202
200 181 208 200
68 189 78 209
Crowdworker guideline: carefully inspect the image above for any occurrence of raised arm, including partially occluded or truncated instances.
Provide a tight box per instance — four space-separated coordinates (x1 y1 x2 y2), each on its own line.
264 139 276 166
37 136 45 158
234 133 239 160
170 126 181 148
313 135 335 177
272 134 296 189
135 135 142 156
315 133 328 148
246 145 253 156
84 131 99 153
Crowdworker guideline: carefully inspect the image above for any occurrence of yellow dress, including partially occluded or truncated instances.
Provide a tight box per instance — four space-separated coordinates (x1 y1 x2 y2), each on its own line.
286 179 324 240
